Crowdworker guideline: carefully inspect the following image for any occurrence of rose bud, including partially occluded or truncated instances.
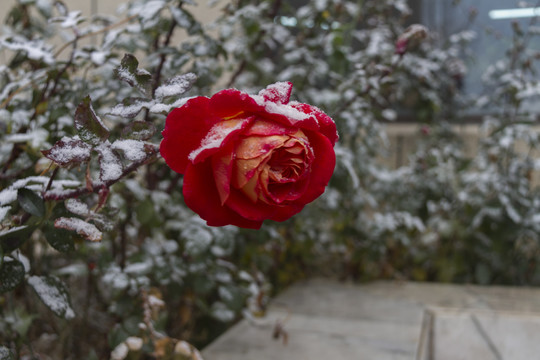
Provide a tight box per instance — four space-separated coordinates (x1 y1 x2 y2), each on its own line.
160 82 338 229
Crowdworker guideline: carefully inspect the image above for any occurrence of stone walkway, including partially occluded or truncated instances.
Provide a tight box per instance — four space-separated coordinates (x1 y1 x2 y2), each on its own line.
202 278 540 360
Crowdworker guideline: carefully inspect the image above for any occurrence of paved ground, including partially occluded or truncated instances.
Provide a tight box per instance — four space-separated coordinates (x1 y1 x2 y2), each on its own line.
202 278 540 360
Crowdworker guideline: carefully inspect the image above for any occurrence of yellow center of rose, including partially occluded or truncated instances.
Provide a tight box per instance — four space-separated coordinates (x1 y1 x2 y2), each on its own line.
232 128 313 204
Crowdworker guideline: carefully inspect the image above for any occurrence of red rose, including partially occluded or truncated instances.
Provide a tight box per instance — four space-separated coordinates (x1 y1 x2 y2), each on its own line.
160 82 338 229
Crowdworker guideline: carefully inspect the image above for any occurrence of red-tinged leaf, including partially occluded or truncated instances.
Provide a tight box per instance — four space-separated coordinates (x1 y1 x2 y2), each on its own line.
74 96 110 145
42 137 92 167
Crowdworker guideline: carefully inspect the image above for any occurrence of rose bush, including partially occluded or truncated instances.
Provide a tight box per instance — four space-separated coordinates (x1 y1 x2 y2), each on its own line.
160 82 338 229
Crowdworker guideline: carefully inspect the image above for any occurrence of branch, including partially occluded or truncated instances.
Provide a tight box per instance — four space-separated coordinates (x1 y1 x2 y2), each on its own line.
43 144 160 202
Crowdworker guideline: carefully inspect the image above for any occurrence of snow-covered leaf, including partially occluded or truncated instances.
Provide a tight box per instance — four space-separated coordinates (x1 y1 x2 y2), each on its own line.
154 73 197 100
113 54 152 96
27 275 75 319
54 217 102 242
109 97 153 118
42 136 92 167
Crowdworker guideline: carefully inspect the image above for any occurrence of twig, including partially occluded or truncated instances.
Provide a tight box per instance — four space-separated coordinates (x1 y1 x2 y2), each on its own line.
42 145 160 202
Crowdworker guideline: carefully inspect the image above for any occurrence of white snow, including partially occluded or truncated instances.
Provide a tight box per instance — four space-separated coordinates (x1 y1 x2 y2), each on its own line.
154 73 196 100
95 142 123 182
110 342 129 360
252 96 310 124
27 275 75 319
54 217 102 242
0 176 49 206
125 337 143 351
65 198 90 217
111 139 148 162
0 36 54 64
44 136 91 166
188 119 249 162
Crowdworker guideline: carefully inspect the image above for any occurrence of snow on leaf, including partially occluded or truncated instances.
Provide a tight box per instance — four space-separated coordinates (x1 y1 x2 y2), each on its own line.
95 142 123 182
49 10 85 28
27 275 75 319
111 139 148 162
114 54 152 96
210 301 235 322
54 217 102 242
65 198 90 217
129 0 166 24
0 36 54 64
42 136 92 167
154 73 197 100
109 97 154 118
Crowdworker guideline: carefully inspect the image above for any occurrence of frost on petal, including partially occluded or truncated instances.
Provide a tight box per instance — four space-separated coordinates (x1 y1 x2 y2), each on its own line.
54 217 102 242
42 136 92 167
258 81 292 104
188 118 252 163
251 95 310 126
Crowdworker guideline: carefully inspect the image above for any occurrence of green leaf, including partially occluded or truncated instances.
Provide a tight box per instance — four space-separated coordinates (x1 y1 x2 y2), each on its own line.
74 96 110 145
44 226 75 253
27 275 75 319
0 259 25 294
17 188 45 217
0 346 15 360
114 54 152 96
122 121 156 141
0 225 35 253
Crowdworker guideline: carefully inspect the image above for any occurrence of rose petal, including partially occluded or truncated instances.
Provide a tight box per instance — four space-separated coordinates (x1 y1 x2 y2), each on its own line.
225 188 304 222
289 102 339 146
243 119 296 137
183 161 263 229
235 134 288 160
211 143 235 205
297 131 336 204
160 97 220 174
189 117 253 163
258 81 293 104
209 88 261 119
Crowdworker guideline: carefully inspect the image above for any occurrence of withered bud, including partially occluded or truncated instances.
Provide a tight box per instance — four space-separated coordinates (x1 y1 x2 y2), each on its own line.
395 24 429 55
